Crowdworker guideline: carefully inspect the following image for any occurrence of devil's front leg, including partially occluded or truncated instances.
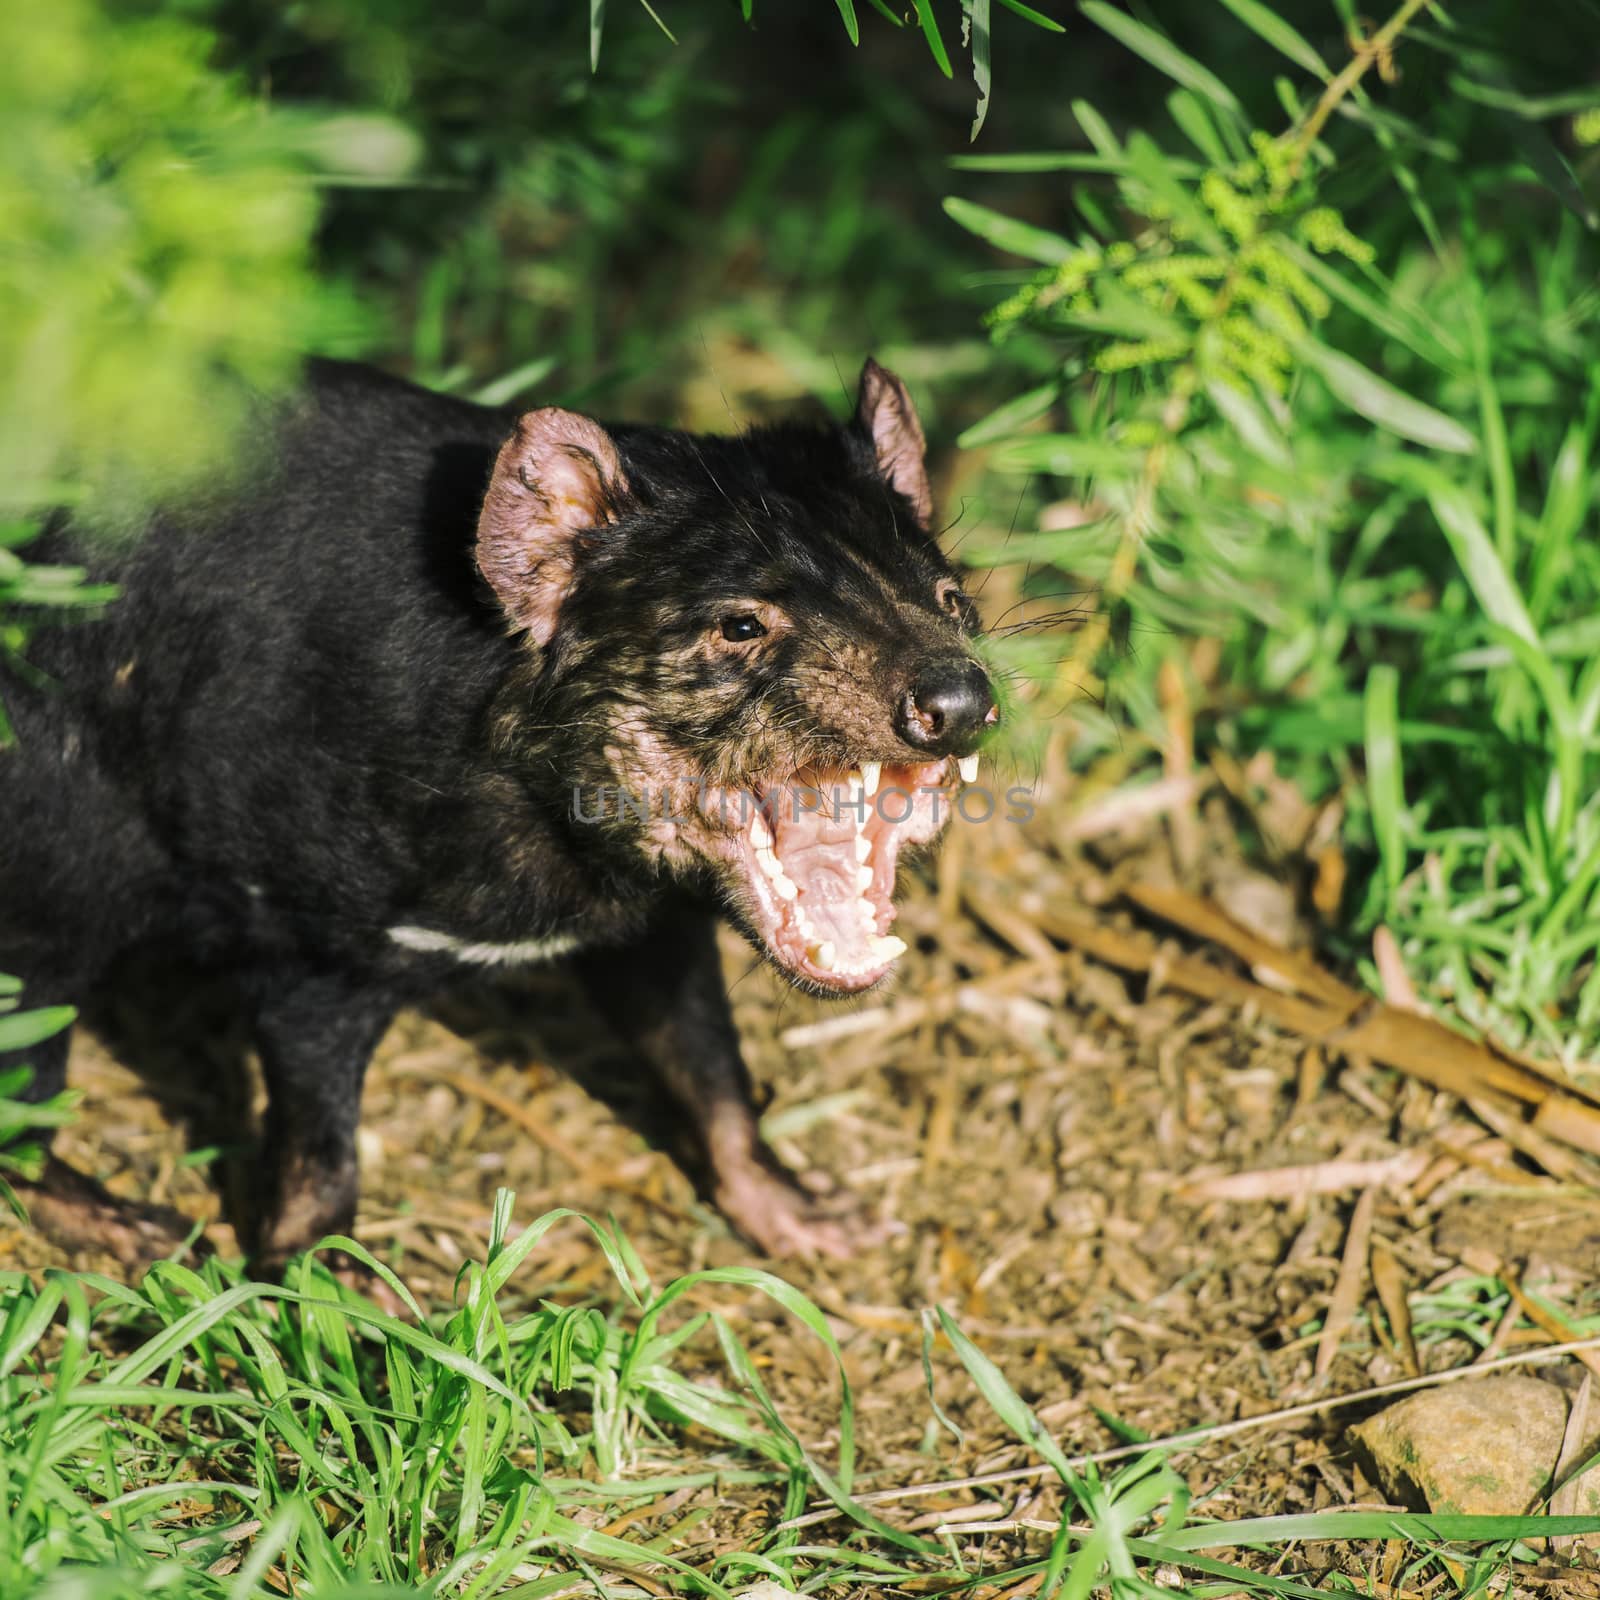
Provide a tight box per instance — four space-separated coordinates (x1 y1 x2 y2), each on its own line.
251 971 397 1274
575 906 863 1260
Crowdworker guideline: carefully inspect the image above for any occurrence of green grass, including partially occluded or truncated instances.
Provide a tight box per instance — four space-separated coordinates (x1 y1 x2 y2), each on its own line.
4 1194 1598 1599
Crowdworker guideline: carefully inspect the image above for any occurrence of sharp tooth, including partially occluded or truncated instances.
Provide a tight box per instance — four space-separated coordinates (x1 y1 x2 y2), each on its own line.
861 761 881 797
795 906 816 936
808 940 836 971
871 934 908 961
858 900 878 927
957 754 979 784
853 833 872 862
856 865 874 891
772 873 799 900
756 844 783 880
751 812 774 848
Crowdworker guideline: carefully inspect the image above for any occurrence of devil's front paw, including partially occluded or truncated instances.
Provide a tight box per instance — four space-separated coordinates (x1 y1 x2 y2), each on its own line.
712 1156 895 1261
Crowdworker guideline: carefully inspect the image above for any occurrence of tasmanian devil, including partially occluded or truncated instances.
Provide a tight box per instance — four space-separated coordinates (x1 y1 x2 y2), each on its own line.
0 356 997 1268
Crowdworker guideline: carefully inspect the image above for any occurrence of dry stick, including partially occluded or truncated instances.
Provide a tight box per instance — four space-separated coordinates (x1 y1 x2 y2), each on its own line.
1506 1276 1600 1383
1370 1241 1420 1379
1550 1373 1594 1550
775 1337 1600 1533
1315 1185 1377 1378
1033 895 1600 1159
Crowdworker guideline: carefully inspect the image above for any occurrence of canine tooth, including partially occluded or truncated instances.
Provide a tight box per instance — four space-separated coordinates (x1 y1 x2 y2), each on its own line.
853 834 872 862
957 754 979 784
861 761 880 797
856 865 874 891
872 934 908 961
755 844 783 881
750 812 774 849
808 940 836 971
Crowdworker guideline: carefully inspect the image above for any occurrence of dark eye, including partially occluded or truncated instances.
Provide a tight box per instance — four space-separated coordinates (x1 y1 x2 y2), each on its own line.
719 614 767 643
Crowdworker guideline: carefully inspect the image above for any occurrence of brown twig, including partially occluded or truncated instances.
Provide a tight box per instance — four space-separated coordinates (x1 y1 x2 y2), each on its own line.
1037 887 1600 1164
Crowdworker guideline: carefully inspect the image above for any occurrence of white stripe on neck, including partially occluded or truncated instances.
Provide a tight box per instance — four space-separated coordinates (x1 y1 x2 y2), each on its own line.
387 925 583 967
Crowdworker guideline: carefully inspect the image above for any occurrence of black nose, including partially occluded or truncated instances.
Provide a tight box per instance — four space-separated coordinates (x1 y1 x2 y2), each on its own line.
895 658 998 755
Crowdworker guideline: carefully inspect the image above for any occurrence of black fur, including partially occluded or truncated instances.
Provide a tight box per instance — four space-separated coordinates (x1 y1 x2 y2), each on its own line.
0 358 986 1263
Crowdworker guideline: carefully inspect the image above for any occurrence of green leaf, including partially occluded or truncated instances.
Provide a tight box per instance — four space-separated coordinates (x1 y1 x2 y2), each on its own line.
1282 245 1466 371
1072 97 1122 159
1205 378 1291 468
992 434 1143 476
1449 75 1600 118
1297 339 1476 453
912 0 954 76
1167 88 1229 165
995 0 1066 31
1124 130 1225 250
969 0 991 139
834 0 860 46
938 1308 1084 1487
951 150 1200 174
957 381 1059 447
632 0 678 44
0 1006 76 1054
1160 1511 1600 1547
1425 480 1538 646
1212 0 1330 80
473 357 558 407
588 0 606 72
1364 664 1404 899
942 196 1074 262
1504 114 1599 228
1081 2 1240 114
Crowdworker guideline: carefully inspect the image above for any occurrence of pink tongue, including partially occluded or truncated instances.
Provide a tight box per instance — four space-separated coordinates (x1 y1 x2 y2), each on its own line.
773 788 875 961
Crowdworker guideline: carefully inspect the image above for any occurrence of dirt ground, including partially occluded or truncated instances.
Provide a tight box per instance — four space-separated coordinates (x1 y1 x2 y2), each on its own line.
8 769 1600 1593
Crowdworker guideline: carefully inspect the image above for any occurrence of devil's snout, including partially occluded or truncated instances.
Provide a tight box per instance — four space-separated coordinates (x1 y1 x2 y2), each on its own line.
894 657 997 756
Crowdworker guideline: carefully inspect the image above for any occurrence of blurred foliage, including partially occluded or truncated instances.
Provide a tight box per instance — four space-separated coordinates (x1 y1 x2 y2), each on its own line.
0 0 405 513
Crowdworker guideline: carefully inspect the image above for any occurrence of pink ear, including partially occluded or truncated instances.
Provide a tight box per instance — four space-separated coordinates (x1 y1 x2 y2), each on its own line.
476 408 628 645
857 357 932 526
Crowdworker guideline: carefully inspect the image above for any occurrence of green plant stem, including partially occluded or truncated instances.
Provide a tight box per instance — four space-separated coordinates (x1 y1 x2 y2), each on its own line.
1286 0 1434 178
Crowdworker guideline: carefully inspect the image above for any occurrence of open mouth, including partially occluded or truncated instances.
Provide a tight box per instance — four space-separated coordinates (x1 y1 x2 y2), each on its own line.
709 758 970 993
